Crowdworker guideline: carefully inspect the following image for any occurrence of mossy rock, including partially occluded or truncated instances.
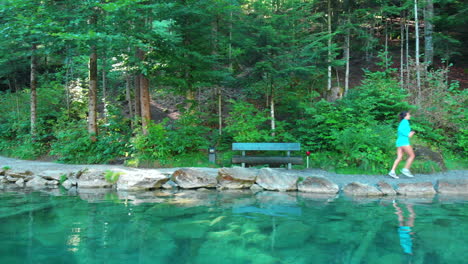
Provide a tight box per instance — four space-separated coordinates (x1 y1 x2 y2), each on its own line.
414 144 446 171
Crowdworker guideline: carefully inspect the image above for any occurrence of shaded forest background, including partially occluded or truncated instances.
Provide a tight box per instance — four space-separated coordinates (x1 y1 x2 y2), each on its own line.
0 0 466 173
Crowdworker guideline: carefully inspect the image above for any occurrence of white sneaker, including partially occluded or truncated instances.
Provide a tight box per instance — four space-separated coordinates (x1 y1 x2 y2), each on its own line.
388 171 399 179
401 168 414 178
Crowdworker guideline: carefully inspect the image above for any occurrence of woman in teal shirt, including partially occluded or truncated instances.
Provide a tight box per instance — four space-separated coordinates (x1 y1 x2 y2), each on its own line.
389 111 415 178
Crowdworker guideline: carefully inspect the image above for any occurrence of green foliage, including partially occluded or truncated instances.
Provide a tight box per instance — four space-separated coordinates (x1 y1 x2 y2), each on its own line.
295 72 412 171
224 100 271 142
224 100 295 143
131 112 210 166
2 166 11 171
411 66 468 156
50 118 130 164
332 124 395 173
167 112 209 154
131 121 170 163
59 174 68 185
411 160 443 174
104 170 122 184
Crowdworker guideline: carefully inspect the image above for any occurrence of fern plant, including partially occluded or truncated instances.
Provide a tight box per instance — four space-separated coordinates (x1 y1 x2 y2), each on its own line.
104 170 122 184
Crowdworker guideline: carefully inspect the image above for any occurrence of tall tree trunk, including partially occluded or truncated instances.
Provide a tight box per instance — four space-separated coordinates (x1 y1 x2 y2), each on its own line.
212 15 223 136
400 14 405 87
88 45 98 140
327 0 332 91
134 73 141 118
424 0 434 66
65 52 72 117
136 48 151 135
218 87 222 136
270 81 276 137
228 6 233 72
140 74 151 135
30 44 38 137
344 22 350 95
102 53 108 123
405 23 410 89
125 73 133 127
384 19 389 70
414 0 421 103
134 49 142 119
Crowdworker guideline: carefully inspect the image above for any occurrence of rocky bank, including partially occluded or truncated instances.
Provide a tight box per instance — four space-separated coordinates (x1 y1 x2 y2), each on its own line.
1 156 467 199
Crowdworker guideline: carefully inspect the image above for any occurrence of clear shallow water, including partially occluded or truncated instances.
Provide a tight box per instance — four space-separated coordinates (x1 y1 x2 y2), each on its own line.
0 189 467 264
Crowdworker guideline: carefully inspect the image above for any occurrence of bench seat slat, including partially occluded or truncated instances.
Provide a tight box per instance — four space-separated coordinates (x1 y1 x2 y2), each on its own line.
232 143 301 151
232 156 303 165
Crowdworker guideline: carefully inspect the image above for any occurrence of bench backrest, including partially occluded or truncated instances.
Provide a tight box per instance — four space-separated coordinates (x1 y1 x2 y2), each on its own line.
232 143 301 151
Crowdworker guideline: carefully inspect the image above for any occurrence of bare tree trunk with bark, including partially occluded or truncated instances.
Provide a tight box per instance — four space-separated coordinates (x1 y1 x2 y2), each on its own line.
88 45 98 140
125 73 133 127
400 14 405 87
140 74 151 135
424 0 434 66
30 44 38 138
327 0 332 91
414 0 422 104
344 14 350 96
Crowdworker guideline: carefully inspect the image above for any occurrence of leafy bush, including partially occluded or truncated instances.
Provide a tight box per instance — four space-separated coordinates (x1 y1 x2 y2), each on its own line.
50 117 130 164
131 112 211 166
104 170 122 184
167 111 209 154
225 100 295 142
332 124 394 173
224 100 271 142
131 121 171 163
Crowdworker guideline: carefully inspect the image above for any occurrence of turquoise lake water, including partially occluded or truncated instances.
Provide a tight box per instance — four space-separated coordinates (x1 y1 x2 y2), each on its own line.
0 189 467 264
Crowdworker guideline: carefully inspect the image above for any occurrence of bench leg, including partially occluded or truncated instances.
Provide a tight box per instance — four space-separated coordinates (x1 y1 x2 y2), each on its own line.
288 163 291 170
242 163 245 168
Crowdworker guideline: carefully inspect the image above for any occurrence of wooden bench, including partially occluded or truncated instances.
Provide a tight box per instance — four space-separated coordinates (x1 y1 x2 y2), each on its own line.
232 143 303 170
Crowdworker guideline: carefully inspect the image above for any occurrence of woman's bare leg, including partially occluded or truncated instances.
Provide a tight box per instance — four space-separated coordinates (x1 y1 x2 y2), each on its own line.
391 147 404 171
401 146 415 169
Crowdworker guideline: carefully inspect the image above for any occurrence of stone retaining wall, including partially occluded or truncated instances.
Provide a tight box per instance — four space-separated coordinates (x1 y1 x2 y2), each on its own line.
1 167 467 197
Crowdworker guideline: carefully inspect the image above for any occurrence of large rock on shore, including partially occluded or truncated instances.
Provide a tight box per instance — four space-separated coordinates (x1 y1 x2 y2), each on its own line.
76 170 113 188
256 168 299 191
217 167 258 189
343 182 383 196
378 181 397 196
414 145 446 171
37 170 69 181
117 170 170 191
437 179 468 195
297 176 339 194
25 176 50 188
396 182 436 196
4 170 34 183
171 168 218 189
